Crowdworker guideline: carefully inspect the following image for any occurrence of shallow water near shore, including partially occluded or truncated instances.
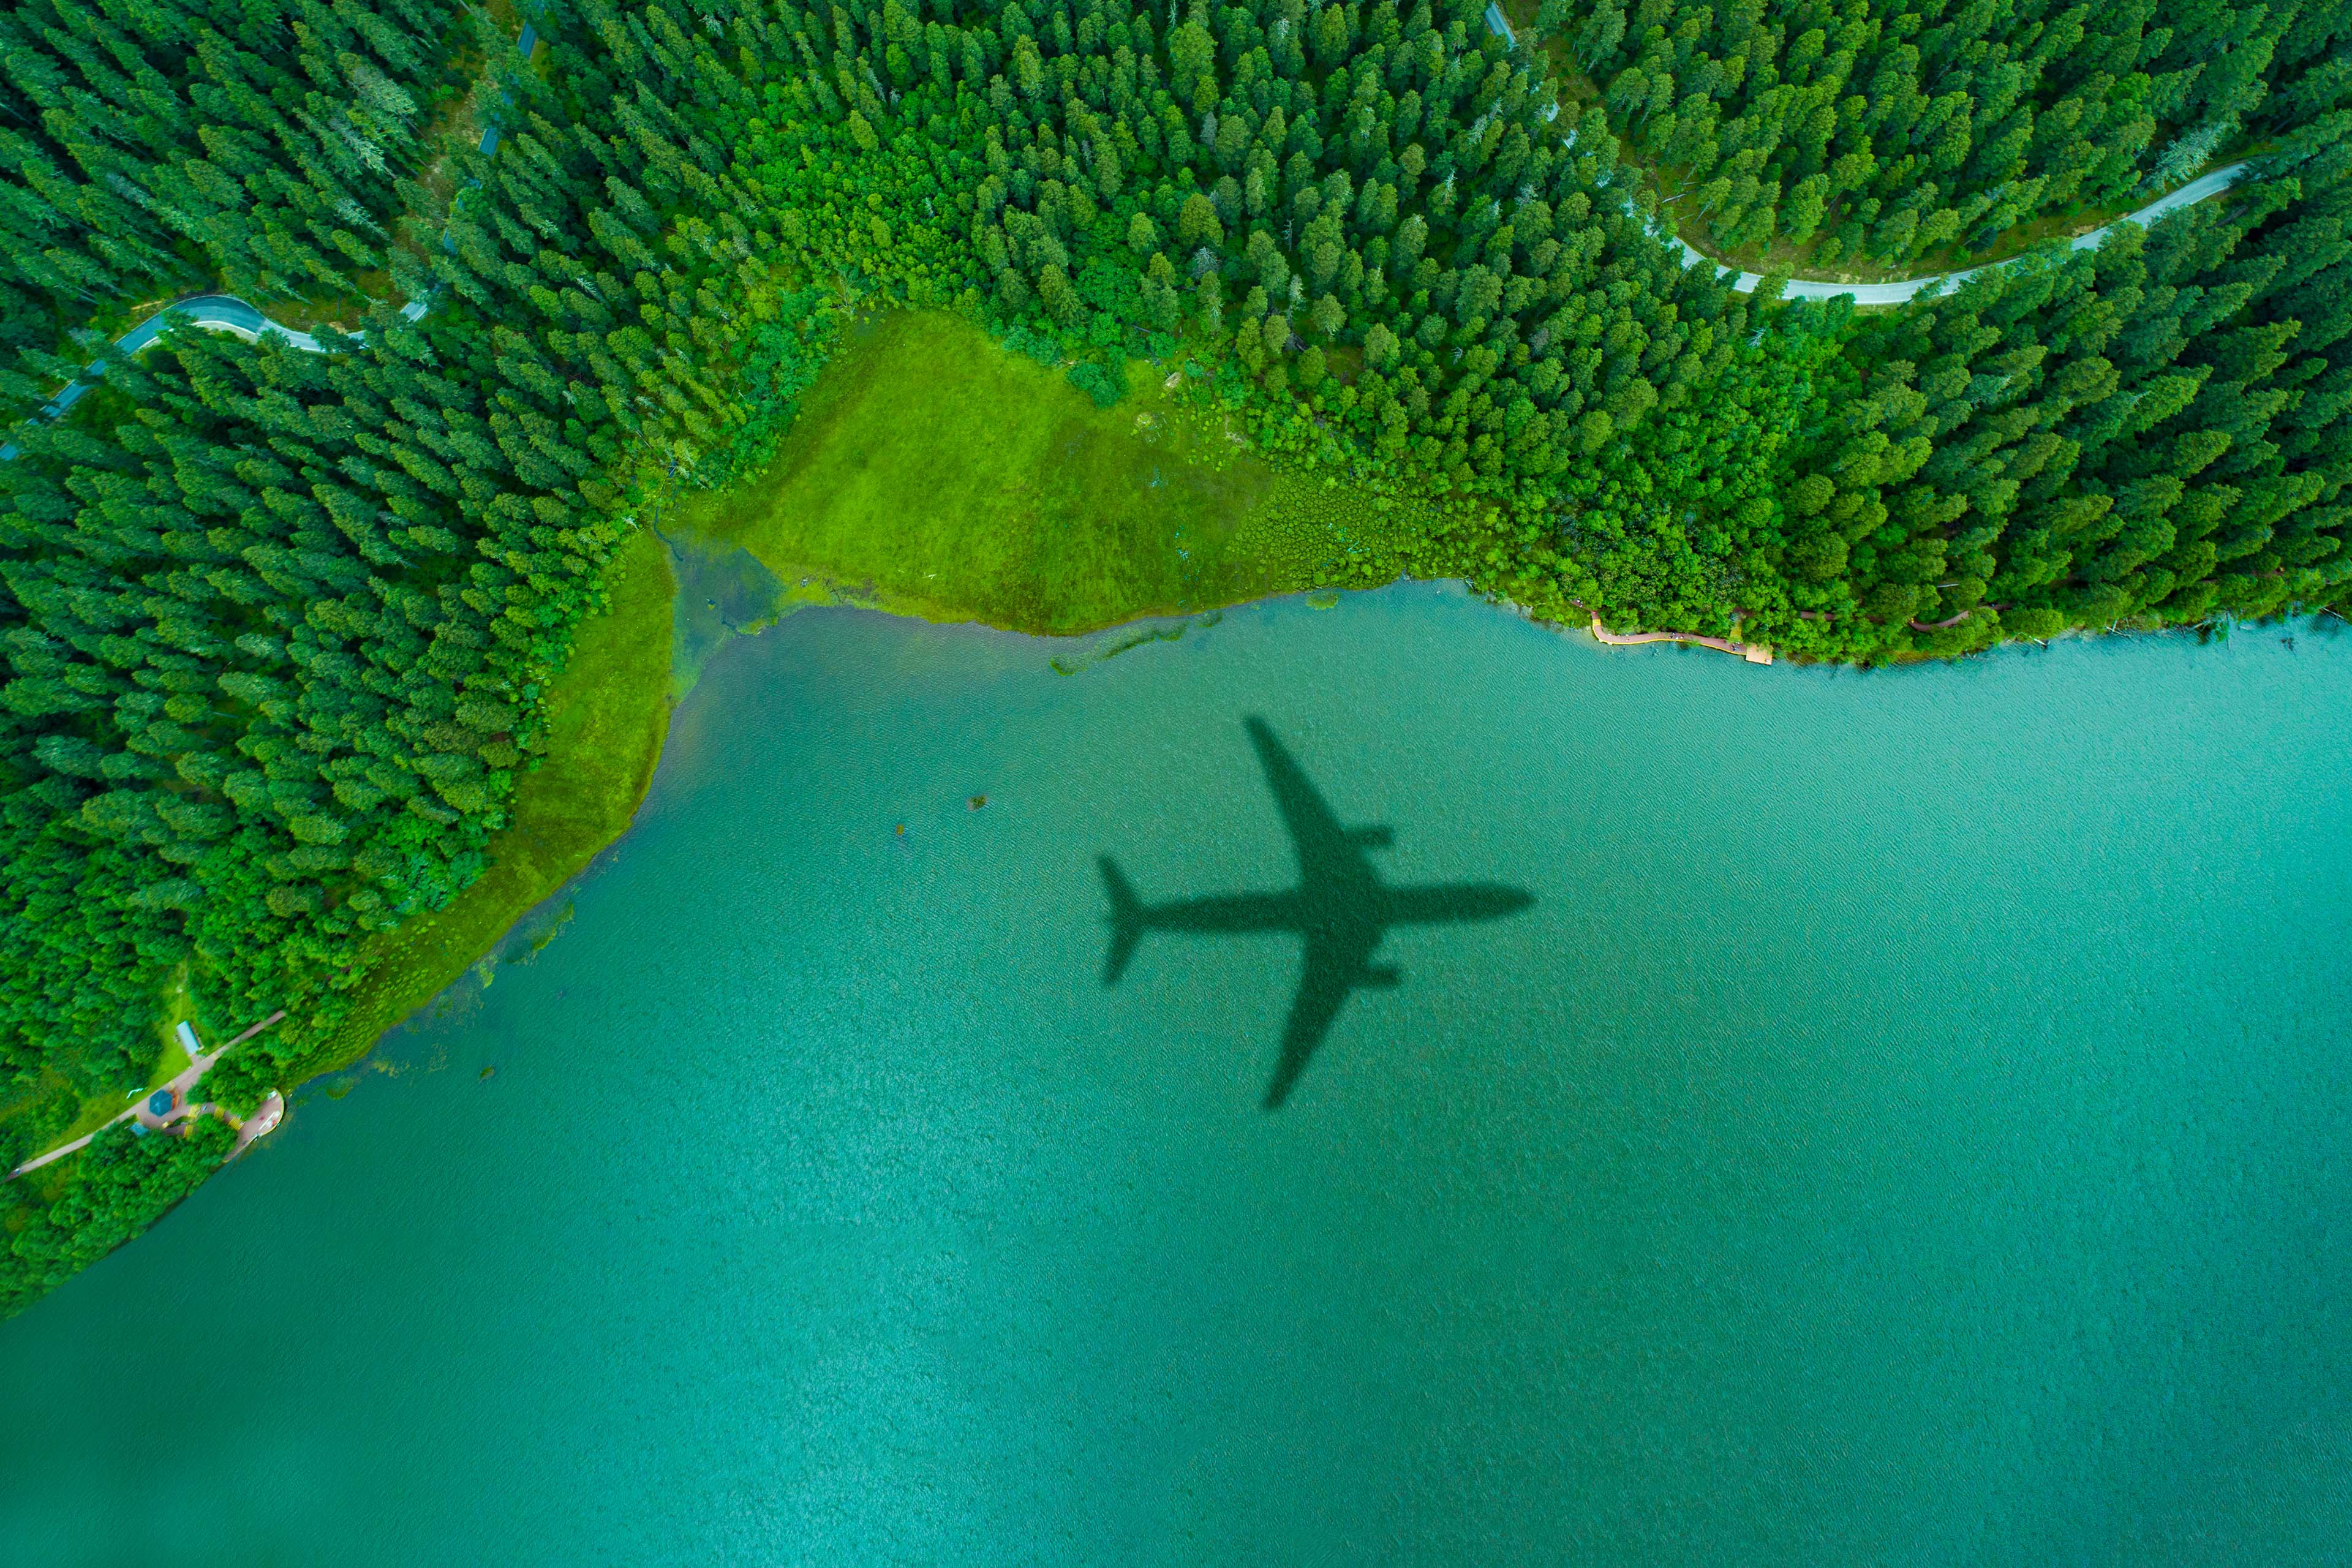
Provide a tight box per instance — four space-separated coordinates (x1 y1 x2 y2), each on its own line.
5 583 2350 1564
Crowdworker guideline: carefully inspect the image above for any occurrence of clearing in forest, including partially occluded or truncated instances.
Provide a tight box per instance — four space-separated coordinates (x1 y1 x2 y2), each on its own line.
677 312 1373 636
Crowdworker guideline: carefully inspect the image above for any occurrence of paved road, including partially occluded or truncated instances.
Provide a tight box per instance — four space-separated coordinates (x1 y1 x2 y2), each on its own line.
8 1049 217 1179
12 295 433 438
6 1011 285 1181
6 20 2255 452
1667 163 2252 303
43 156 2244 415
1484 11 2252 303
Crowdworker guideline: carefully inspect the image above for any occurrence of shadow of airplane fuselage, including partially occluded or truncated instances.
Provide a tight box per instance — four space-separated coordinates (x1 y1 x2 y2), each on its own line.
1100 717 1533 1109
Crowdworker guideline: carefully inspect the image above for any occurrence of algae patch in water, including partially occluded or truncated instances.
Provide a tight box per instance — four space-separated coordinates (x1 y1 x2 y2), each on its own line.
1049 609 1224 674
499 899 576 965
663 532 794 698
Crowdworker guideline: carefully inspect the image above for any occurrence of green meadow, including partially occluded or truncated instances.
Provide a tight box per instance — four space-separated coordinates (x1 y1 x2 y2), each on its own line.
676 312 1390 636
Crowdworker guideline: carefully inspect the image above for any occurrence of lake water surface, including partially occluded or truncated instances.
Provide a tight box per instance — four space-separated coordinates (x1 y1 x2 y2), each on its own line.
4 584 2350 1564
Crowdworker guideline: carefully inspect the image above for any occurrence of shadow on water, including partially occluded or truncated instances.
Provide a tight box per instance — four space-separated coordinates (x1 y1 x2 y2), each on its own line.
1099 716 1533 1109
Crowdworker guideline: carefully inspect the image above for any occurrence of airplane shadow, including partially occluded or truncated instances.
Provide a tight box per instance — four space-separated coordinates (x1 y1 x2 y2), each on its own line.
1099 717 1534 1109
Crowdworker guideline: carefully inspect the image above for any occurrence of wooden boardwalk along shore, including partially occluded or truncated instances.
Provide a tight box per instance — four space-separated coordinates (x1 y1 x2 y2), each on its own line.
1589 616 1774 665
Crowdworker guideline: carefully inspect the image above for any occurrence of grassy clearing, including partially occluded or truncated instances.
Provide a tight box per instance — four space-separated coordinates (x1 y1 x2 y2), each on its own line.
674 311 1385 635
282 526 678 1084
139 973 200 1092
277 311 1383 1087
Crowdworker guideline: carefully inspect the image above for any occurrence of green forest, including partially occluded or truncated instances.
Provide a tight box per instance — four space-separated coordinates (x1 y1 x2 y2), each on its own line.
1 0 2346 1314
1547 0 2348 268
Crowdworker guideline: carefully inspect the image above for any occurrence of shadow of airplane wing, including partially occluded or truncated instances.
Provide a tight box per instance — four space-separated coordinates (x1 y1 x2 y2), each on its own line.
1245 715 1354 879
1261 930 1370 1110
1103 718 1534 1112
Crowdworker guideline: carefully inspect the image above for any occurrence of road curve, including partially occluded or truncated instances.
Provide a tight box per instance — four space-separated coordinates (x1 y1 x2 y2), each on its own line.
1483 12 2253 304
1672 163 2252 303
33 154 2250 420
18 296 431 427
7 22 2256 454
1 18 534 459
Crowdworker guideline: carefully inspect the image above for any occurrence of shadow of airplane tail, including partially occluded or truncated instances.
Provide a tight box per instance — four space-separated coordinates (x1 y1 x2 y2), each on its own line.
1099 856 1144 985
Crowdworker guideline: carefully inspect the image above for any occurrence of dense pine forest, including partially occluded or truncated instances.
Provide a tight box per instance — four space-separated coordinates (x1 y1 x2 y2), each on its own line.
1546 0 2349 267
2 0 2346 1313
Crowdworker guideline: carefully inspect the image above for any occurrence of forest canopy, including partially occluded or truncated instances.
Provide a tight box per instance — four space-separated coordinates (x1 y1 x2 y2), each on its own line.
2 0 2347 1314
1540 0 2350 267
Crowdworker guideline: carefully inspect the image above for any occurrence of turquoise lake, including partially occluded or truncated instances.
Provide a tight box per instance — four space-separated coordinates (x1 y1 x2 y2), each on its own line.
4 583 2350 1564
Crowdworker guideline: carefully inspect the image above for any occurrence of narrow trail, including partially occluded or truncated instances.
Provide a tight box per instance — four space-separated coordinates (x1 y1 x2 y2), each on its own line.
1484 6 2251 304
1588 616 1774 663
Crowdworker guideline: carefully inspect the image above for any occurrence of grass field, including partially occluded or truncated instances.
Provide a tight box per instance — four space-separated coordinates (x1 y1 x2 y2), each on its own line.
675 311 1379 635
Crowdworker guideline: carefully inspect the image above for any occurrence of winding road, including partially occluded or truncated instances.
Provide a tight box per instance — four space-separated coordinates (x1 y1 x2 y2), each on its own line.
1675 163 2251 303
9 151 2250 445
4 12 2252 452
1484 6 2252 303
1 20 536 459
12 295 431 436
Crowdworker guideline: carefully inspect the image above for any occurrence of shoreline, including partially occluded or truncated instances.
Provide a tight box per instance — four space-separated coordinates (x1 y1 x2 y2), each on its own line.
292 580 2332 1115
278 579 1691 1093
1586 614 1774 664
13 552 2291 1177
9 560 2318 1267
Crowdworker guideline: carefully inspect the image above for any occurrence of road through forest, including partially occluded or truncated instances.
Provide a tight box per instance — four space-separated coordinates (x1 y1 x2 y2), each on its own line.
6 108 2252 448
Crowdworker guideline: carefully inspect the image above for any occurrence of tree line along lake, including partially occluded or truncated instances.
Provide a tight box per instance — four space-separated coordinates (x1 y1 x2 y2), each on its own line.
3 582 2348 1564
